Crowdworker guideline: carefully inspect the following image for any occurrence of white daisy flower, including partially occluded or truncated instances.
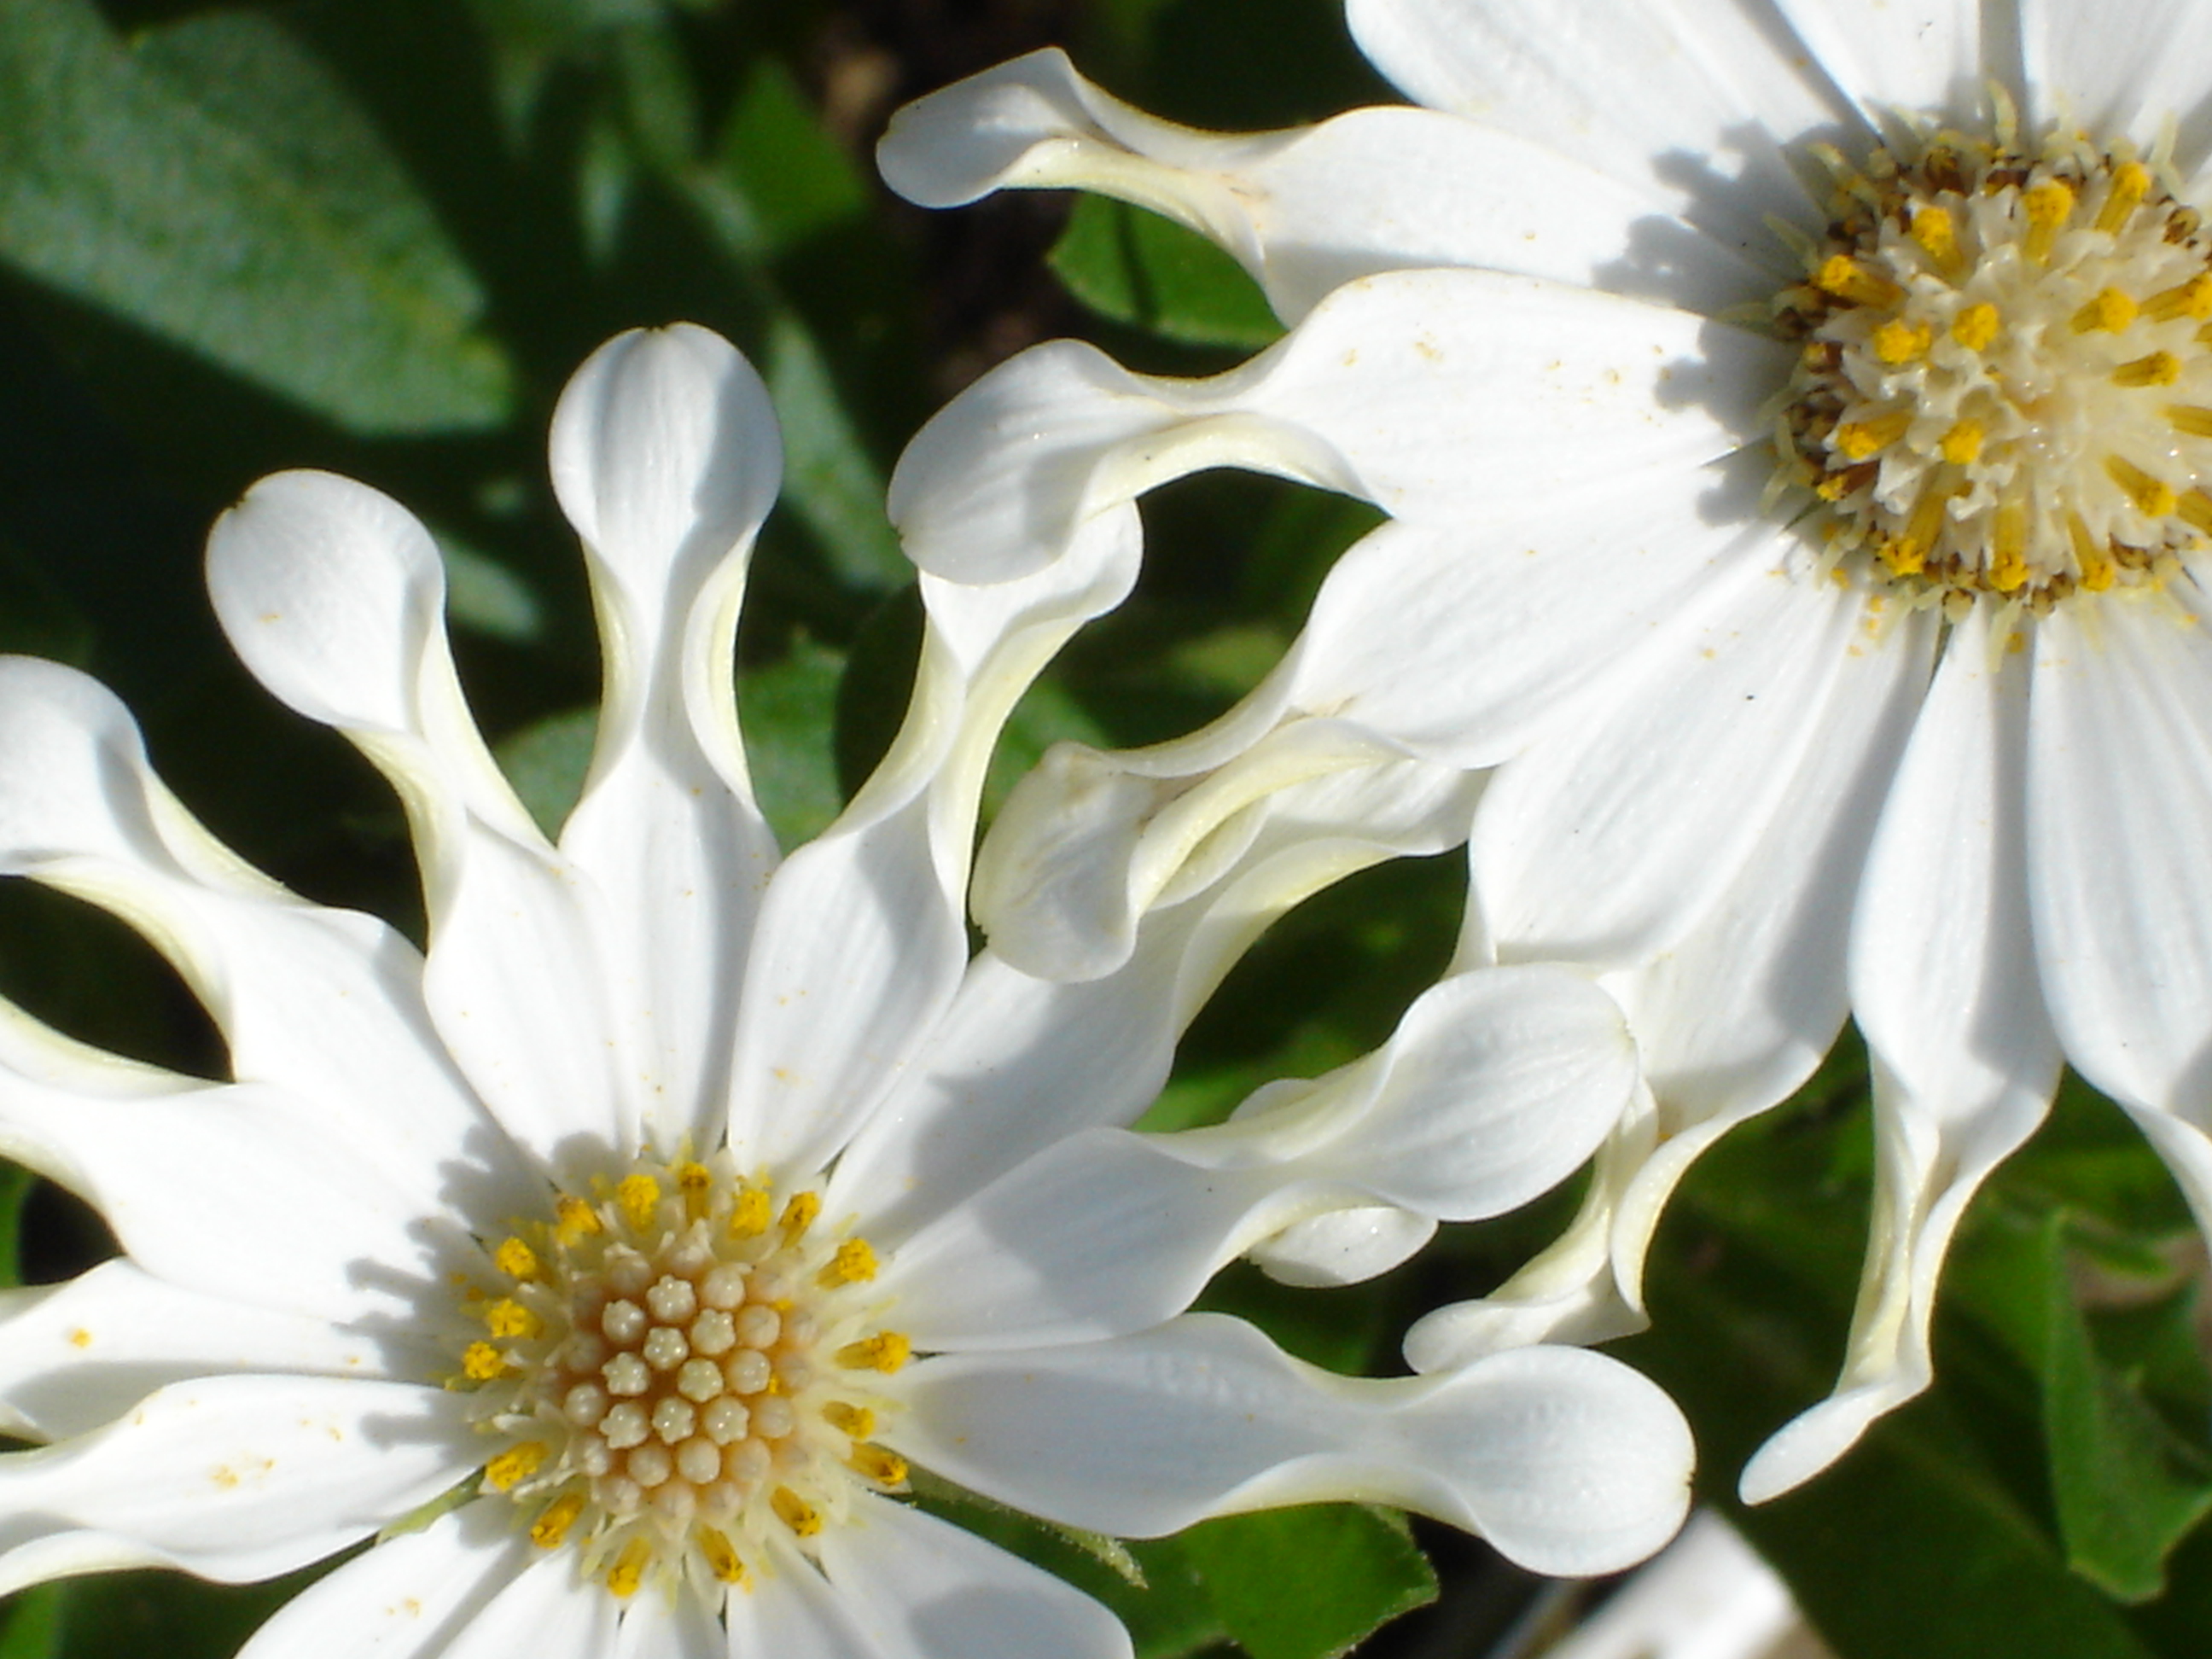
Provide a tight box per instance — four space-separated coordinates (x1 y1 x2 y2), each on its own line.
876 2 2212 1499
0 324 1695 1656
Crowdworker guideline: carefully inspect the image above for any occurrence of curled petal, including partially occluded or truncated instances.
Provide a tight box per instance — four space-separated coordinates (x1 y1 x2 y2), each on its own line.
1244 1204 1438 1289
892 1314 1691 1577
0 1374 470 1596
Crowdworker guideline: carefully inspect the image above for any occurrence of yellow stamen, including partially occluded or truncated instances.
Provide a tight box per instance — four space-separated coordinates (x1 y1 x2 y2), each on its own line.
482 1298 541 1340
728 1187 772 1239
849 1444 909 1487
1894 485 1953 573
1878 536 1926 578
2114 351 2182 387
1952 302 2000 351
1872 318 1932 364
1988 504 2029 592
697 1525 746 1584
836 1331 911 1372
1910 205 1963 277
2168 403 2212 437
2106 454 2179 517
463 1341 510 1382
779 1191 821 1243
2068 513 2116 591
818 1238 879 1288
2070 286 2139 333
606 1536 654 1598
1834 410 1913 460
676 1161 713 1220
1814 254 1902 307
531 1492 585 1548
2145 273 2212 322
771 1487 822 1538
823 1400 876 1438
2094 160 2151 233
1938 418 1984 465
555 1195 602 1243
617 1174 661 1231
2181 489 2212 534
492 1237 540 1281
484 1441 547 1493
2023 178 2074 262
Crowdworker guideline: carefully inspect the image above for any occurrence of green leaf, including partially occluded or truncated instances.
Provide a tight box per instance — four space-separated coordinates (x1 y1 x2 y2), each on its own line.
1051 195 1283 350
1176 1505 1435 1659
0 0 511 434
0 1161 38 1289
739 637 847 848
53 1566 323 1659
2040 1217 2212 1602
497 705 597 838
0 1585 63 1659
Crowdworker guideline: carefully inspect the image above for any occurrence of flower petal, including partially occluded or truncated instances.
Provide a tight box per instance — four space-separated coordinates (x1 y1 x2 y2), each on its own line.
2022 0 2212 159
1474 562 1870 967
0 1259 388 1441
880 50 1767 321
892 1315 1691 1577
891 271 1778 587
236 1499 535 1659
1773 0 1989 127
818 1495 1132 1659
551 325 785 1150
1344 0 1861 260
0 659 531 1217
438 1549 617 1659
727 1540 895 1659
207 471 637 1167
1745 606 2058 1503
0 1373 471 1595
614 1583 724 1659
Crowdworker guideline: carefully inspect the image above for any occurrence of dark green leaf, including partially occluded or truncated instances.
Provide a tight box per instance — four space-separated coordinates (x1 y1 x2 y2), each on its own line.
497 705 597 837
0 0 512 433
1177 1505 1435 1659
1050 196 1282 350
739 637 847 847
0 1161 37 1289
0 1585 62 1659
54 1565 324 1659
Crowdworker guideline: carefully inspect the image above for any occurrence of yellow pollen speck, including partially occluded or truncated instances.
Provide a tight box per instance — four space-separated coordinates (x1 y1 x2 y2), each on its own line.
1910 205 1962 276
483 1299 540 1340
698 1525 746 1584
780 1191 822 1243
2095 160 2151 232
818 1239 878 1288
836 1331 911 1373
675 1161 712 1220
2145 273 2212 321
463 1342 509 1382
2180 489 2212 534
2070 286 2139 332
849 1445 908 1487
823 1400 876 1438
2168 404 2212 438
555 1196 602 1243
1834 410 1913 460
771 1487 822 1537
2023 178 2075 262
1872 318 1931 363
2113 351 2182 387
1938 418 1985 464
484 1441 546 1493
1951 302 2000 350
493 1237 540 1281
66 1328 90 1349
617 1174 661 1230
2106 454 2179 517
530 1492 585 1548
1814 254 1902 307
606 1536 654 1598
728 1188 771 1238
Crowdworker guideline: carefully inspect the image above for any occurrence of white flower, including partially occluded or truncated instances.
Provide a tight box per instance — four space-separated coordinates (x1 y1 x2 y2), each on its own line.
877 2 2212 1499
0 324 1696 1656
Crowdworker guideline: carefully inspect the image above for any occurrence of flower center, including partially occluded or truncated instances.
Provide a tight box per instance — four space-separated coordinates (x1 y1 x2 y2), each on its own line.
452 1152 911 1599
1769 116 2212 614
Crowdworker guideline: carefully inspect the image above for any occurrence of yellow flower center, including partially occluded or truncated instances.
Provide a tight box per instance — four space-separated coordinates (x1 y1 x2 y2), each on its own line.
1769 116 2212 615
453 1151 911 1599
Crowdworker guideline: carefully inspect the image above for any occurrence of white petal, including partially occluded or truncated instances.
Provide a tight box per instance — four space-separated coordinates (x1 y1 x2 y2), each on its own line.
728 1540 894 1659
891 271 1779 586
1475 563 1869 966
892 1316 1691 1576
0 1260 387 1441
880 50 1766 322
439 1550 616 1659
236 1499 535 1659
0 1374 471 1595
1749 608 2059 1503
614 1585 724 1659
0 660 530 1215
818 1495 1132 1659
1245 1205 1438 1288
2023 0 2212 159
552 326 785 1150
1344 0 1860 261
1773 0 1988 126
2029 592 2212 1128
208 472 638 1167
